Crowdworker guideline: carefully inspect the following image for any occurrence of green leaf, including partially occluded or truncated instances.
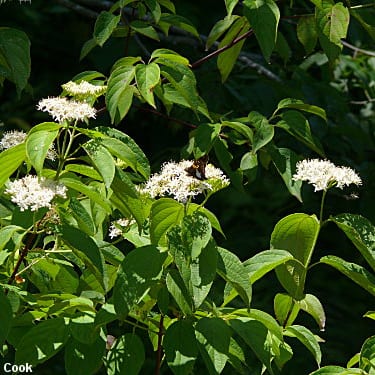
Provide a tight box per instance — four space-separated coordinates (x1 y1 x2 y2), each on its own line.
60 178 112 213
225 0 239 16
110 168 145 227
130 20 160 41
331 214 375 273
310 366 361 375
106 333 145 375
150 198 184 245
190 123 222 158
64 164 102 180
297 15 318 54
239 152 257 182
244 249 294 284
15 318 69 366
360 336 375 374
157 57 200 113
164 320 198 375
159 14 199 38
275 98 327 121
217 16 250 82
106 63 136 124
243 0 280 61
275 32 291 63
316 1 350 62
230 318 275 375
217 247 252 307
0 288 12 346
195 318 231 375
94 126 150 179
276 110 324 156
222 120 253 143
249 111 274 153
135 63 160 108
144 0 161 23
320 255 375 296
65 335 106 375
158 0 175 13
69 197 96 236
94 11 121 46
166 269 193 315
267 145 303 201
0 143 26 188
284 325 322 366
83 139 115 188
80 38 97 60
274 293 300 327
187 205 225 237
206 16 239 50
113 245 167 318
0 27 31 95
61 225 105 289
297 294 326 331
271 213 320 300
151 48 189 66
26 122 60 173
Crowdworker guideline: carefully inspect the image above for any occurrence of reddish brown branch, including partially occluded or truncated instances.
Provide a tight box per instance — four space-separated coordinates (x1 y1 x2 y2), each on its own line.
155 314 164 375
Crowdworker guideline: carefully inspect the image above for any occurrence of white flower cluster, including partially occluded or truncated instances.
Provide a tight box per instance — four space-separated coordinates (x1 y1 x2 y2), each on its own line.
37 97 96 123
62 81 107 98
0 130 57 160
293 159 362 191
5 175 67 211
141 160 230 203
109 218 135 239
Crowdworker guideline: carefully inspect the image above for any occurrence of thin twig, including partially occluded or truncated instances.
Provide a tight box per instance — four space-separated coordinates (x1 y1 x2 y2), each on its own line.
155 314 164 375
341 40 375 57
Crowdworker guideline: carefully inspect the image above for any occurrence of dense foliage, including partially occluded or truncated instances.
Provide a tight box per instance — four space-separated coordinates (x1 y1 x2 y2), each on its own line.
0 0 374 374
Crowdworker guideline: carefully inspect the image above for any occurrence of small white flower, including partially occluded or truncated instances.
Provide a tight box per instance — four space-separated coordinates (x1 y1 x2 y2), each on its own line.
108 218 135 239
5 175 67 211
37 97 96 123
62 81 107 98
141 160 230 203
0 130 57 160
293 159 362 192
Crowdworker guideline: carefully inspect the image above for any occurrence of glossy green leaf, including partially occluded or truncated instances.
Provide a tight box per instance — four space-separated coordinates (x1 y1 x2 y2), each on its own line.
276 111 324 156
225 0 239 16
284 325 322 366
206 15 238 50
164 320 198 375
274 293 300 327
316 1 350 62
297 294 326 331
331 214 375 273
190 123 221 158
0 288 12 345
94 11 121 46
106 63 136 124
94 126 150 179
135 63 160 108
243 0 280 61
271 213 320 300
240 152 257 182
26 123 60 173
158 0 175 13
150 198 184 245
65 335 105 375
61 225 105 289
0 143 26 188
267 145 302 201
230 318 274 374
222 120 253 143
151 48 189 66
297 15 318 54
84 140 115 188
195 318 231 375
359 335 375 374
217 247 252 307
130 20 160 41
275 98 327 121
320 255 375 297
64 164 102 180
244 249 294 283
310 366 361 375
159 14 199 38
15 318 70 366
69 197 95 236
166 269 193 315
0 27 31 95
113 245 167 318
217 16 250 82
106 333 145 375
110 168 145 227
249 111 274 153
144 0 161 23
60 178 112 213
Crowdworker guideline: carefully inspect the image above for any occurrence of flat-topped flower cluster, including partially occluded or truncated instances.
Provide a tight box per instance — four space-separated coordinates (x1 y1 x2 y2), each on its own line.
141 160 230 203
293 159 362 191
